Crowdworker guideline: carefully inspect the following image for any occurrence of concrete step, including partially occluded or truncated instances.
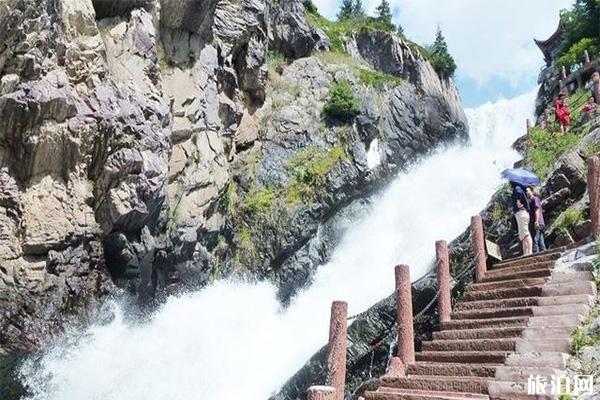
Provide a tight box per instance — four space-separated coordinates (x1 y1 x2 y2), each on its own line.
451 303 590 320
479 268 552 283
365 387 490 400
457 294 593 311
380 375 490 394
433 327 525 341
440 316 530 330
463 286 543 302
422 339 517 352
406 362 500 378
504 352 569 369
519 326 573 339
515 338 571 353
416 351 510 364
542 280 597 297
471 278 548 292
527 313 586 328
548 271 594 283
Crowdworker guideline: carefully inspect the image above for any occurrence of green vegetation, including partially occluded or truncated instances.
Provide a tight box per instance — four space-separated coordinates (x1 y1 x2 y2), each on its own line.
241 187 279 216
558 394 573 400
557 37 599 69
286 146 346 205
303 0 318 15
559 207 584 230
571 325 600 353
428 27 457 78
525 126 579 177
337 0 365 21
558 0 600 69
374 0 395 32
490 203 503 222
358 68 402 89
323 80 360 121
267 50 286 74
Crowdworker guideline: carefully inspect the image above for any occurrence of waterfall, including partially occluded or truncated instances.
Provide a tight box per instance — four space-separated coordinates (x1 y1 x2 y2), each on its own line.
19 89 536 400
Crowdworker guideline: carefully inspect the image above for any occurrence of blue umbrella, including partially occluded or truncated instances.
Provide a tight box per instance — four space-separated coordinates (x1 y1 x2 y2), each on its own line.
501 168 541 186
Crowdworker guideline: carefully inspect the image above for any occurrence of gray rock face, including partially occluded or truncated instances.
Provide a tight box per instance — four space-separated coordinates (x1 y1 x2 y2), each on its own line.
0 0 468 369
271 0 330 58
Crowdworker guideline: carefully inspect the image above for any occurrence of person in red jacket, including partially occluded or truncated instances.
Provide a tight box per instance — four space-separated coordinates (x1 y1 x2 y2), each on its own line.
554 93 571 134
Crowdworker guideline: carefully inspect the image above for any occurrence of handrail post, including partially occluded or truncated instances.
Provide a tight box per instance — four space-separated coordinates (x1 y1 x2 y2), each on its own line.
436 240 452 323
471 215 486 282
395 265 415 365
327 301 347 400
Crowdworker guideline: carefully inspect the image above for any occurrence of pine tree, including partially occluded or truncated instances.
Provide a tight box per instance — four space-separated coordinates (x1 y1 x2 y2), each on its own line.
375 0 394 31
429 27 457 78
352 0 365 19
397 24 404 37
337 0 354 21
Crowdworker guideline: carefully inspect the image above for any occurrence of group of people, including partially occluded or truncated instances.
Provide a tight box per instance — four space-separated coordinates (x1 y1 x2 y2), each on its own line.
512 183 546 256
553 70 600 134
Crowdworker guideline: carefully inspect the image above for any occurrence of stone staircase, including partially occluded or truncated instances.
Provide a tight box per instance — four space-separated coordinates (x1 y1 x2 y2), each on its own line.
364 245 598 400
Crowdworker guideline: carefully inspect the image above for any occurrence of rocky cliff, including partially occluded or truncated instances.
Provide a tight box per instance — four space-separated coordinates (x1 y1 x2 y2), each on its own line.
0 0 467 369
272 40 600 400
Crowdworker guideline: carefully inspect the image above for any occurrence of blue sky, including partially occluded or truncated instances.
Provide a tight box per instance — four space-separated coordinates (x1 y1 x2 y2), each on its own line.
313 0 574 107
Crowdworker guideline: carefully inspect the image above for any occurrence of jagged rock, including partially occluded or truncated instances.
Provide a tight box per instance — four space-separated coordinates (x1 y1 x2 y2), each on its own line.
271 0 330 58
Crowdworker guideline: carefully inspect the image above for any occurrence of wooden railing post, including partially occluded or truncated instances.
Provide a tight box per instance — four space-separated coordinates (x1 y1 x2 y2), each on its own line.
327 301 347 400
471 215 486 282
395 264 415 365
307 386 336 400
436 240 451 323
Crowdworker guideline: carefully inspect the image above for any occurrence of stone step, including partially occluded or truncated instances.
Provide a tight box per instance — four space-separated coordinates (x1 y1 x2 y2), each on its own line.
471 278 548 292
456 297 539 311
488 380 557 400
416 351 510 364
504 352 569 369
519 326 573 339
487 260 554 275
479 268 552 283
548 271 595 283
526 313 586 328
463 286 543 302
542 280 597 297
457 294 593 311
493 366 565 381
493 251 562 269
515 338 571 353
365 387 490 400
440 316 530 330
406 362 500 378
422 339 516 352
451 303 590 320
433 327 525 341
380 375 490 394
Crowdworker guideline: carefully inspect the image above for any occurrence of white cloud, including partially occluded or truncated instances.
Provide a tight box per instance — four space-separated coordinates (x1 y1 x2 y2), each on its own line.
313 0 572 88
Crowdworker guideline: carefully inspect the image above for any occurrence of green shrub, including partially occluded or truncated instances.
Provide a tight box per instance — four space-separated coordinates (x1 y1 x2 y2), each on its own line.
557 37 600 70
358 68 402 89
560 207 583 229
242 188 279 215
286 146 346 205
323 80 360 121
526 126 579 177
267 50 286 74
571 326 600 353
303 0 318 14
490 203 503 222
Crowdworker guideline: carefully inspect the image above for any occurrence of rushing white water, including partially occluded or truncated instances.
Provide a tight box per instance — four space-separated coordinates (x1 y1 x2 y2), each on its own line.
19 90 536 400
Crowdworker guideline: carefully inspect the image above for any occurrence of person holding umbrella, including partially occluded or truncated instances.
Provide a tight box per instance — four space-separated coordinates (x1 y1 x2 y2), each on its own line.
526 186 546 253
502 168 541 256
